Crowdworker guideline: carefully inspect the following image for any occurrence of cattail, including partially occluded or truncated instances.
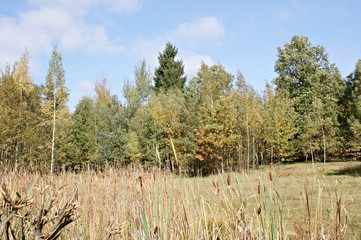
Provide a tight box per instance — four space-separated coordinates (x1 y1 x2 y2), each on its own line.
257 205 262 214
257 181 261 194
227 174 231 186
212 181 218 189
269 172 273 181
154 226 159 235
135 218 140 230
138 176 143 188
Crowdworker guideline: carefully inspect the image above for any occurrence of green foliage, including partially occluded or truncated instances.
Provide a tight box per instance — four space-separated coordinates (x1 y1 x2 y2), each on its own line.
261 83 297 162
0 52 44 171
43 47 71 171
0 35 360 172
154 42 186 91
191 63 239 173
96 95 127 167
339 60 361 152
71 96 97 168
274 36 345 161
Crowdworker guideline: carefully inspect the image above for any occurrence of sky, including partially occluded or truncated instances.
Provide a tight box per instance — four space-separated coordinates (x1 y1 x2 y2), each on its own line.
1 0 361 110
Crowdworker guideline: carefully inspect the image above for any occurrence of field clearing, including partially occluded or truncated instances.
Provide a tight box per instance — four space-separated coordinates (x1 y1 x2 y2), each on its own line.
1 161 361 239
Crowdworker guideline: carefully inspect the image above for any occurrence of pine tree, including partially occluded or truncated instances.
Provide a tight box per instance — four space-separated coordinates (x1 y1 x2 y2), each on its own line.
154 42 186 91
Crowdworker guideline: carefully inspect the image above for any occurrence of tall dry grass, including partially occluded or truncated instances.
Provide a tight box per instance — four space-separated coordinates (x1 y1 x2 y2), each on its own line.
1 162 360 239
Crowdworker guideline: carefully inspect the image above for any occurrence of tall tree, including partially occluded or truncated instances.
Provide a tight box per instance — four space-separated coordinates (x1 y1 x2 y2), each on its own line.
234 73 263 169
274 36 345 162
261 83 297 163
94 79 127 167
340 60 361 152
191 63 237 173
71 96 97 169
43 47 70 173
124 59 152 118
124 60 153 165
0 52 43 171
154 42 186 91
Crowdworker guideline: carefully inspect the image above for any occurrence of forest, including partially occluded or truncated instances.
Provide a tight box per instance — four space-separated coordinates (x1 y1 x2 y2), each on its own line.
0 35 360 174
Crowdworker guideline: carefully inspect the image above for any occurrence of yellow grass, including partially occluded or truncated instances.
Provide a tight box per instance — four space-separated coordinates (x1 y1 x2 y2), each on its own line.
1 161 361 239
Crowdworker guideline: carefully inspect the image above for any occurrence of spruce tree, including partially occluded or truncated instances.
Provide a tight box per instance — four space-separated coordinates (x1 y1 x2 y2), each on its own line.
154 42 186 91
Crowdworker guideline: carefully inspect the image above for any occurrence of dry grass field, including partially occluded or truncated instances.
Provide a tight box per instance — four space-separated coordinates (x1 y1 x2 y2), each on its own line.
1 161 361 239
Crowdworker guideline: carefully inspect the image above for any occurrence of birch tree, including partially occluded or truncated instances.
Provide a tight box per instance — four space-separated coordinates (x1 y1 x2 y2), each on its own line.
43 48 69 174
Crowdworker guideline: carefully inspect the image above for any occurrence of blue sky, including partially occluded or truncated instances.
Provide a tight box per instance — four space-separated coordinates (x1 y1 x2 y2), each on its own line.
1 0 361 110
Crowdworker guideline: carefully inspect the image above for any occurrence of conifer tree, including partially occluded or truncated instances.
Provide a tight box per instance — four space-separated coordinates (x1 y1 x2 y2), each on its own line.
154 42 186 91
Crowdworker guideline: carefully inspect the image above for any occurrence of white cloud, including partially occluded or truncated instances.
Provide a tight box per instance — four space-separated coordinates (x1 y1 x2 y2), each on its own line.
0 0 128 68
28 0 141 14
132 37 167 68
132 17 220 77
181 53 214 77
106 0 142 14
132 37 214 78
78 80 95 92
174 16 224 44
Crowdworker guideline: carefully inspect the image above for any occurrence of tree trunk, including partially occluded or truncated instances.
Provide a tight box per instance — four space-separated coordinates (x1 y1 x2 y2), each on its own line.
252 136 256 169
321 125 327 164
15 140 19 173
246 115 250 170
50 93 56 175
310 140 314 172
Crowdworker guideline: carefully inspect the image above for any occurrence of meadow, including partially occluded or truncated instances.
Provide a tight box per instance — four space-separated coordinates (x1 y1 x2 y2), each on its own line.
1 161 361 239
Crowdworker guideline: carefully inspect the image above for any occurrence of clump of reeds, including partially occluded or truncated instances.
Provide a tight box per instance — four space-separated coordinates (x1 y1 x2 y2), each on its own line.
0 180 79 239
0 162 356 239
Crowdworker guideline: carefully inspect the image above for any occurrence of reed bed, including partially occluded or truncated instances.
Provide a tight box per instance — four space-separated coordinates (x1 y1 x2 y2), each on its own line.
1 162 360 239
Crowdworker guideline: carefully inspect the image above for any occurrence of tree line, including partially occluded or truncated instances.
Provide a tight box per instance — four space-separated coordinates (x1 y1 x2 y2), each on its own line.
1 36 360 173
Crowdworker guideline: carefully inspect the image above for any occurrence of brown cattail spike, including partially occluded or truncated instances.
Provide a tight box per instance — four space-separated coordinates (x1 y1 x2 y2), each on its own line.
227 175 231 186
257 205 262 214
138 176 143 188
135 218 140 229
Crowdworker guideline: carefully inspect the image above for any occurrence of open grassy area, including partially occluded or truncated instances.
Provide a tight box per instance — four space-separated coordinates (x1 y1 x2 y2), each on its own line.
1 161 361 239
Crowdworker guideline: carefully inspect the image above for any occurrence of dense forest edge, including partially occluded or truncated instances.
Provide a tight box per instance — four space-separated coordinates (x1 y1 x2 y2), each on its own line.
1 35 361 174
